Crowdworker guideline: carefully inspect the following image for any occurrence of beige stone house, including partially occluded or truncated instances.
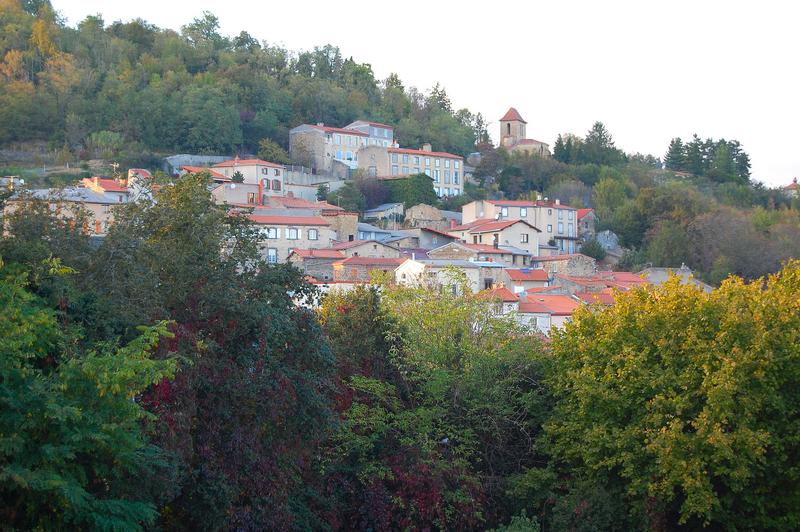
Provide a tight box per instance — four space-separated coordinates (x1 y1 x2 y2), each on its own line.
461 199 579 253
212 157 286 197
427 241 531 267
358 144 465 197
289 123 370 176
248 212 337 263
531 253 597 277
448 218 541 256
501 268 550 293
329 239 402 258
288 249 346 281
332 257 405 282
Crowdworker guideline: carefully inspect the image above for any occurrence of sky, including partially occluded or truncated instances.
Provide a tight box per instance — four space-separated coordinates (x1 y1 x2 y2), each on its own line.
55 0 798 186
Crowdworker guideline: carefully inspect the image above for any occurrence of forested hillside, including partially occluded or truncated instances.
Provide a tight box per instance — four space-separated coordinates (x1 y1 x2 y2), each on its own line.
0 2 481 162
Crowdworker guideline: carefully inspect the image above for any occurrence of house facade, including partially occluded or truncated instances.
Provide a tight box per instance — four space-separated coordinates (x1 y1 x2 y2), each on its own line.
358 144 465 197
212 158 286 196
448 218 541 256
249 213 337 263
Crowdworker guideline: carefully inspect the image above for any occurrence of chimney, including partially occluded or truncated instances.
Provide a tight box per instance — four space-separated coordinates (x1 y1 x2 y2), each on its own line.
450 219 457 229
316 122 324 127
555 198 560 205
422 143 432 152
93 176 99 186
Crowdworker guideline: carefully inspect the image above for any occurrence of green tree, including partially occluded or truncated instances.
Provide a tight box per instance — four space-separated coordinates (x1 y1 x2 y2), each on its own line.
547 263 800 529
0 262 177 530
257 137 290 164
664 137 686 171
579 238 606 261
327 181 366 212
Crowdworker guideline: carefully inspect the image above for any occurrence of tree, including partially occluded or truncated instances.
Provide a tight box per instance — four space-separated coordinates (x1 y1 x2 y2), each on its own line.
592 177 630 222
256 138 290 164
547 262 800 529
327 181 366 212
0 261 177 530
231 170 244 183
385 173 438 208
316 183 329 201
579 122 625 166
579 238 606 261
664 137 686 171
553 134 568 163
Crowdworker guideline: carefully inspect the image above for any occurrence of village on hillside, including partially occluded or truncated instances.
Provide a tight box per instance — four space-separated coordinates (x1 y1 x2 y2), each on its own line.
7 106 788 336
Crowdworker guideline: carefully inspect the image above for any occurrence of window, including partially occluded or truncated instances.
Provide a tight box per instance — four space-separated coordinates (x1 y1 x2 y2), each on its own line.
455 161 460 169
558 209 564 220
274 168 280 176
424 168 431 176
445 187 450 195
445 159 450 168
433 169 440 182
391 165 399 176
402 166 409 174
391 153 398 163
520 207 527 217
272 179 281 191
262 168 268 175
558 222 564 234
413 166 420 174
346 151 353 160
118 195 123 203
453 172 459 184
247 192 256 204
568 223 574 237
262 178 271 190
358 231 367 239
336 150 342 159
568 210 574 220
267 248 278 263
335 134 341 144
548 209 552 215
435 187 440 195
501 207 508 217
444 170 450 184
521 233 529 243
425 157 431 166
384 128 390 138
435 159 440 167
264 227 278 239
547 224 553 233
414 156 420 164
287 228 300 240
308 228 319 240
402 154 409 163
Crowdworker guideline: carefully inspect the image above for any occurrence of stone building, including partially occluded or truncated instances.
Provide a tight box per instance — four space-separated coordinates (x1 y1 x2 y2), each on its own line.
499 107 550 157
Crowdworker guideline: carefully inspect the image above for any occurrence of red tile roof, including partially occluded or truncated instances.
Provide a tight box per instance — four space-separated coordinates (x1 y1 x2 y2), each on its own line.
500 107 526 123
266 196 343 211
450 218 495 231
469 219 541 234
387 147 462 159
329 239 395 250
574 290 617 306
519 295 580 316
248 214 330 226
532 253 593 262
309 125 368 137
505 268 549 281
420 227 459 239
479 286 519 303
289 249 345 259
181 165 230 180
784 178 798 190
333 257 405 267
213 158 283 169
487 200 537 207
577 208 594 220
82 177 128 192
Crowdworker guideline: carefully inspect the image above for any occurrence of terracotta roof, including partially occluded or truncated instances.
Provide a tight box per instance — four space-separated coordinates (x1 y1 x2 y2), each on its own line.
479 286 519 303
181 165 230 180
487 200 537 207
267 196 343 211
505 268 549 281
500 107 526 123
784 178 798 190
468 219 541 234
450 218 495 231
248 214 330 226
329 239 395 250
575 290 616 306
555 274 608 288
289 249 345 259
577 208 594 220
128 168 152 178
213 158 283 169
532 253 593 262
309 125 368 136
81 177 128 192
333 257 405 267
519 294 580 316
420 227 458 239
387 147 462 159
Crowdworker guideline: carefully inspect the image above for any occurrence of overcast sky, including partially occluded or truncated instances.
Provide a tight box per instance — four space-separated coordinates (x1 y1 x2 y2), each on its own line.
56 1 798 186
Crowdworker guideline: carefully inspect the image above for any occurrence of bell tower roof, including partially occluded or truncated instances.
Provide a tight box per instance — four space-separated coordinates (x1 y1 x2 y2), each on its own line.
500 107 526 124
